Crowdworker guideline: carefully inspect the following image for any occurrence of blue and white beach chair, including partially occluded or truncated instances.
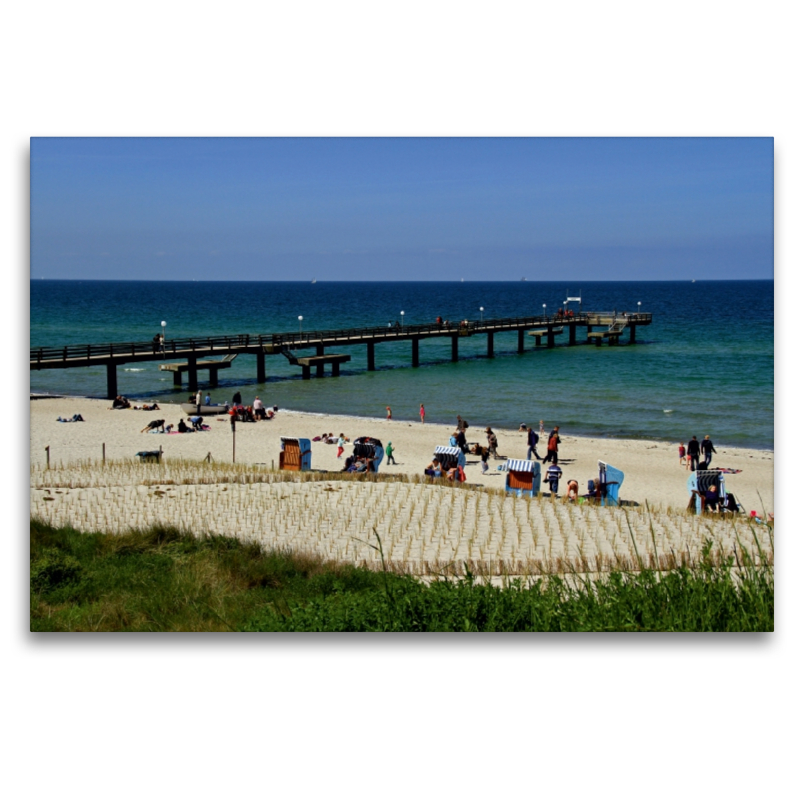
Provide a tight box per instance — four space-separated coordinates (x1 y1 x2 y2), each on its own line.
687 469 727 515
588 461 624 506
504 458 542 497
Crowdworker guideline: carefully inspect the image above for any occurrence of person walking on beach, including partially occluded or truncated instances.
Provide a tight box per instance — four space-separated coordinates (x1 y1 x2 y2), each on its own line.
419 404 425 424
701 435 718 467
385 441 396 465
539 420 545 441
678 442 686 467
687 436 701 471
480 446 490 474
336 434 346 459
542 426 560 464
386 406 392 419
195 390 202 409
545 461 563 496
485 427 499 459
526 425 541 461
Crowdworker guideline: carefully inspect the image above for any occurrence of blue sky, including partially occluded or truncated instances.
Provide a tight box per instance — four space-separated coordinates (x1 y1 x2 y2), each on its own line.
30 137 774 281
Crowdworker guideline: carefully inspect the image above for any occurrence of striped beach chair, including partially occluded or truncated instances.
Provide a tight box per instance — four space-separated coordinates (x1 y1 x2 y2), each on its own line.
505 458 541 497
687 469 727 514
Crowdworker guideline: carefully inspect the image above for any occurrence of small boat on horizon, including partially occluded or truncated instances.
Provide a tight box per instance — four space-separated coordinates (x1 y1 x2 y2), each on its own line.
311 278 317 284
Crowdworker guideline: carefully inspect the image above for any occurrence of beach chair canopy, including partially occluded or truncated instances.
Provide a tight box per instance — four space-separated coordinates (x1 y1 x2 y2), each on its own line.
691 470 725 494
354 436 382 446
506 459 537 472
434 445 465 469
281 437 311 447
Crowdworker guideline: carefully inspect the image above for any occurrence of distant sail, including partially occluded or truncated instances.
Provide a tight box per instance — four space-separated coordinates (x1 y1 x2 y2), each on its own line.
311 278 317 284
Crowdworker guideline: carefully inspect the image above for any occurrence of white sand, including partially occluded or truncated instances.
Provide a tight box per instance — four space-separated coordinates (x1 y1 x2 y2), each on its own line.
30 397 774 574
30 397 773 513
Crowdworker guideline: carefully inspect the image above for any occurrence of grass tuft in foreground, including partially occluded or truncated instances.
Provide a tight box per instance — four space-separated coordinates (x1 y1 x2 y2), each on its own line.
30 519 773 632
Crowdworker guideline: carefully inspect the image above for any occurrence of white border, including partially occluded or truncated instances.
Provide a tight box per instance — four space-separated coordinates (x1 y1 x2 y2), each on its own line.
7 2 792 796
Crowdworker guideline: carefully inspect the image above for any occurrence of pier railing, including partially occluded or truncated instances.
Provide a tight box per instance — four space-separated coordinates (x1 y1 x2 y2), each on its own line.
30 312 653 366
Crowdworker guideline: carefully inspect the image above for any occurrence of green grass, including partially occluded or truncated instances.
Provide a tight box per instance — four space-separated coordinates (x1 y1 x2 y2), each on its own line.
30 519 773 632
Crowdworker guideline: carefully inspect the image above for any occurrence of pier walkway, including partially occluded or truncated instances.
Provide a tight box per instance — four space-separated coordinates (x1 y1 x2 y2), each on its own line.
30 311 652 398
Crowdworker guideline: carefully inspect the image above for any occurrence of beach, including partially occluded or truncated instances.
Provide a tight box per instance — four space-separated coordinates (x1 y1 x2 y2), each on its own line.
30 396 774 575
30 397 773 511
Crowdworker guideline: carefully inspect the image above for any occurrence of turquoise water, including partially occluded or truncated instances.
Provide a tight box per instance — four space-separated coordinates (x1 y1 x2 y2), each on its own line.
29 280 774 449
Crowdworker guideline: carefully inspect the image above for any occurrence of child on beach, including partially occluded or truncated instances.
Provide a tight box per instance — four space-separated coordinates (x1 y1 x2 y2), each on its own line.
545 461 563 495
385 442 396 464
336 434 346 459
419 404 425 424
679 443 686 466
386 406 392 419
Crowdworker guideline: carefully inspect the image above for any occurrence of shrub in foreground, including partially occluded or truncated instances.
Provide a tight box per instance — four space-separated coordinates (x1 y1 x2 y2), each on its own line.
30 520 773 632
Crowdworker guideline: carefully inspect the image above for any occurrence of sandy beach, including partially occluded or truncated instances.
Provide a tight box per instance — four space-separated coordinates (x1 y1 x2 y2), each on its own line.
29 396 774 575
30 396 773 513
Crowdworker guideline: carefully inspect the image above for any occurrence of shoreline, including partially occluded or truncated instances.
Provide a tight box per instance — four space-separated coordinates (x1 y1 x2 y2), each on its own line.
29 393 775 454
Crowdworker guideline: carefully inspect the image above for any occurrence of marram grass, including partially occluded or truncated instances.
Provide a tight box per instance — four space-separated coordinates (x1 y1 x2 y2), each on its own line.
30 519 773 632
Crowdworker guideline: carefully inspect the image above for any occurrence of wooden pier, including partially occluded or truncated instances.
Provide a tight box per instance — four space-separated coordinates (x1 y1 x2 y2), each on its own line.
30 311 652 398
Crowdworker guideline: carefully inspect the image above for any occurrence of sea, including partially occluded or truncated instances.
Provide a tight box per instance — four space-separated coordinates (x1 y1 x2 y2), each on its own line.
29 280 774 450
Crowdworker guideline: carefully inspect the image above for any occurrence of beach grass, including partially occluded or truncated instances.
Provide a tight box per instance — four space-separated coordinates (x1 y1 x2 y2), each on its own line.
30 519 773 632
31 458 773 577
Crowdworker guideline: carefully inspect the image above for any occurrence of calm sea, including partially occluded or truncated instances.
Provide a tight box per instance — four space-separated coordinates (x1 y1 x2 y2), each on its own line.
29 280 774 449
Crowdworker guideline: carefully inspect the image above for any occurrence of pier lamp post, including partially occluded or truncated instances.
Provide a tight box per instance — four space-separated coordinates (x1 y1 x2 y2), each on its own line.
637 301 641 316
542 303 546 319
480 306 484 322
160 320 166 357
400 310 404 329
298 315 303 337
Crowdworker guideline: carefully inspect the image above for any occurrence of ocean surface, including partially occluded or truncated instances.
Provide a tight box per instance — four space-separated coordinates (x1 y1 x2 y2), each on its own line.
29 280 774 449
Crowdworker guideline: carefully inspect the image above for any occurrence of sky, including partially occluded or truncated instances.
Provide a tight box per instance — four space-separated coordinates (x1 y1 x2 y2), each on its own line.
30 137 773 282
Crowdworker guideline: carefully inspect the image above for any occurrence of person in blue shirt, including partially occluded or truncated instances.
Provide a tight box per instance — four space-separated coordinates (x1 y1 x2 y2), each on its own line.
545 462 563 495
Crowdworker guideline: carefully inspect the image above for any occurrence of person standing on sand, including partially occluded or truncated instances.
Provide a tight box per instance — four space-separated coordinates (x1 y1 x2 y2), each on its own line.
336 434 346 459
485 427 499 459
701 435 718 467
526 426 541 461
542 426 560 464
386 406 392 420
385 441 396 464
419 404 425 424
678 442 686 466
687 436 701 471
545 461 563 496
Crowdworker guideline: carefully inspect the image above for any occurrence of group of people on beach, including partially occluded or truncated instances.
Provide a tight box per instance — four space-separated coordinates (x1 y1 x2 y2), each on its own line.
679 435 717 471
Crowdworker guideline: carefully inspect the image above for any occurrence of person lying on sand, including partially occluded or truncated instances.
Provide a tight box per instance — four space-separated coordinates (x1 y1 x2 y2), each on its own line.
56 414 84 422
141 419 165 433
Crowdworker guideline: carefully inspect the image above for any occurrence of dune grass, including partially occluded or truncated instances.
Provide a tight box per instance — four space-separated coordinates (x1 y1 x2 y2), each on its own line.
30 519 773 632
